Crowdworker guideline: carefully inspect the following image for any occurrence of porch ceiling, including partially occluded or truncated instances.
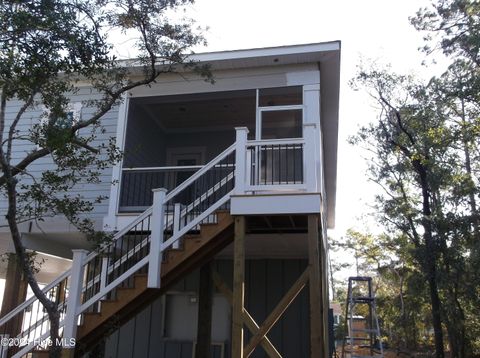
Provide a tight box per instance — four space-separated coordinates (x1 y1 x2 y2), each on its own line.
133 90 256 133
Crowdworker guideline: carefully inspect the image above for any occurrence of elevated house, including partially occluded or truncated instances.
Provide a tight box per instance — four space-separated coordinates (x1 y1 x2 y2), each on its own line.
0 42 341 357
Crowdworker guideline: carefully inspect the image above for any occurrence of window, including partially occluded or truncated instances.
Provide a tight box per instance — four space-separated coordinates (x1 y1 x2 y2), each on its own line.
40 102 82 129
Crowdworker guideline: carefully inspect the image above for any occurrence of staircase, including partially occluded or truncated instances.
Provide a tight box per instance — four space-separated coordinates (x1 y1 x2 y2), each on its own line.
0 143 237 358
0 129 316 358
76 210 234 351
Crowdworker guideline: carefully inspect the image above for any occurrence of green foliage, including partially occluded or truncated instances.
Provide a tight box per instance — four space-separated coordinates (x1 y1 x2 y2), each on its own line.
348 3 480 357
0 1 209 356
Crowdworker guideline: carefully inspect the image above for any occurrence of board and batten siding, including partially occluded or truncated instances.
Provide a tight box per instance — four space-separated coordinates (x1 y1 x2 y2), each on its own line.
101 259 310 358
0 87 119 231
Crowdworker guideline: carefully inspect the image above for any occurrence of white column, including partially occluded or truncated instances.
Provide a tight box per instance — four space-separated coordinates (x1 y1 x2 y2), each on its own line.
234 127 249 195
148 188 167 288
63 249 88 346
304 123 318 192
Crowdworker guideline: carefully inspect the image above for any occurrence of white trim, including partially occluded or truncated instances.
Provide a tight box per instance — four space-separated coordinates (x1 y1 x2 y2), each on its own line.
245 184 306 192
186 41 340 63
104 93 129 230
122 165 202 171
231 193 321 215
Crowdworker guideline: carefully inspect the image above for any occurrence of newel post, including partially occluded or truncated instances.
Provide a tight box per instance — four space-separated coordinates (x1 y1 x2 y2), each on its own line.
63 249 88 348
234 127 249 195
304 123 318 192
148 188 167 288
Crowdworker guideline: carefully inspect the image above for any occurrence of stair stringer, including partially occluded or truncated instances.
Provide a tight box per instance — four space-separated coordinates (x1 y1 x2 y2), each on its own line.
75 212 234 353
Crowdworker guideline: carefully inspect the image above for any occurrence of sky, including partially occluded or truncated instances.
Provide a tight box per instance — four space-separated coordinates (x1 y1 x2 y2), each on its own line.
186 0 441 238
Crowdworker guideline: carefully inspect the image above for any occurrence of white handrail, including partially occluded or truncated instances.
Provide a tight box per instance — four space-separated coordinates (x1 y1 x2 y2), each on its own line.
0 270 70 326
161 192 232 251
164 143 235 203
83 206 153 265
122 165 202 171
3 142 238 356
246 138 305 146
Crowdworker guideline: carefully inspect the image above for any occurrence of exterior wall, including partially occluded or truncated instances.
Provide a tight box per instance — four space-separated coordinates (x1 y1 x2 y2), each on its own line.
101 259 310 358
0 87 119 234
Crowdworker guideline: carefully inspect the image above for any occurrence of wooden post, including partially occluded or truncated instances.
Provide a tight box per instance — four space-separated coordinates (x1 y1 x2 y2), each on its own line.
234 127 249 195
232 216 246 358
0 253 28 341
148 188 167 288
195 261 213 358
307 215 325 357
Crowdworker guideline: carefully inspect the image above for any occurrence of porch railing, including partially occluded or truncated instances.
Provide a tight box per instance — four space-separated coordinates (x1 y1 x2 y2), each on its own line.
119 165 201 212
0 123 320 357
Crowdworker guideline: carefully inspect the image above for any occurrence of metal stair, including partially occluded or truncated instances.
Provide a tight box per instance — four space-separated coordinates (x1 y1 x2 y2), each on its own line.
341 276 383 358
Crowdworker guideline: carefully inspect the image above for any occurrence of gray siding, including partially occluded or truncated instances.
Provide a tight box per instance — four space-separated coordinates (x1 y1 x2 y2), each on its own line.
0 87 119 231
101 259 310 358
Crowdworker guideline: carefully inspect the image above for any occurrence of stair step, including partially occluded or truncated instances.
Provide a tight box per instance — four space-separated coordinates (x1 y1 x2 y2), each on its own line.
77 211 234 351
166 248 185 262
346 336 372 341
215 210 230 221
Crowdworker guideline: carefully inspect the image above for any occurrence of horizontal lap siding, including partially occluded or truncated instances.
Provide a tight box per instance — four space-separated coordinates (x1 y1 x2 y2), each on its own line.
101 259 310 358
0 89 119 229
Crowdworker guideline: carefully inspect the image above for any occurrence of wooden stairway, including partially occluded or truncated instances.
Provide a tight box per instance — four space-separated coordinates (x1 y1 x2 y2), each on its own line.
75 211 234 354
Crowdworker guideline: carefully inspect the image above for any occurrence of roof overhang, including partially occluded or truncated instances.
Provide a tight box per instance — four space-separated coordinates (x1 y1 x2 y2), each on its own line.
188 42 340 229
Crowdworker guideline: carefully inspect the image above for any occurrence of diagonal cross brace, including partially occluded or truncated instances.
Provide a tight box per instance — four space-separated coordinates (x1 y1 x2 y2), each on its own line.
212 271 282 358
243 267 310 357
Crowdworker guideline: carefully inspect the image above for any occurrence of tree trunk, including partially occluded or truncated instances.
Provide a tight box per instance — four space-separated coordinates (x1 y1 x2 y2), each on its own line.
4 177 62 358
416 161 445 358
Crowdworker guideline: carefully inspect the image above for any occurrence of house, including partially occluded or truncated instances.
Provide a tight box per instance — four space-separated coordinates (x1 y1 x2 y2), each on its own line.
0 42 341 358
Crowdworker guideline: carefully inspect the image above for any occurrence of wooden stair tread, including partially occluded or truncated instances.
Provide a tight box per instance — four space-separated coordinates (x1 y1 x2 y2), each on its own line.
76 212 234 350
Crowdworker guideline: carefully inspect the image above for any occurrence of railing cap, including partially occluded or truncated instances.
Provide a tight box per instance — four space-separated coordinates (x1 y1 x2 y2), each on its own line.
72 249 89 255
234 126 249 133
152 188 168 193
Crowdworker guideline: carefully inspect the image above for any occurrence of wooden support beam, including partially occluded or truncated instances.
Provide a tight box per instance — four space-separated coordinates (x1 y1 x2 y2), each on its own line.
307 215 326 357
0 253 28 338
212 271 282 358
195 261 213 358
320 238 330 358
232 216 246 358
244 268 310 357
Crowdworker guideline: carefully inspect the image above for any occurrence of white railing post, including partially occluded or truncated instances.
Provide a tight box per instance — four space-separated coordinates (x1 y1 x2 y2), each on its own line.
234 127 249 195
304 123 318 192
148 188 167 288
100 257 108 299
173 203 181 249
63 249 88 347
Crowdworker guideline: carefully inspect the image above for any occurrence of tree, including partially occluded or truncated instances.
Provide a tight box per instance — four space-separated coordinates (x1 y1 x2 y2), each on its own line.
350 63 480 357
0 1 209 357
